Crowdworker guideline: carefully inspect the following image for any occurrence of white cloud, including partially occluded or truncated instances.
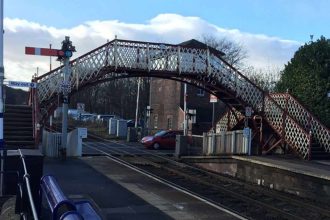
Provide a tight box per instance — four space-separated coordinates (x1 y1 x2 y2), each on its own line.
3 14 301 82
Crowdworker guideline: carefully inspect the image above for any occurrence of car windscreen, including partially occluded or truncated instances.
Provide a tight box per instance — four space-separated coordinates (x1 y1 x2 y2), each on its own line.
154 130 167 137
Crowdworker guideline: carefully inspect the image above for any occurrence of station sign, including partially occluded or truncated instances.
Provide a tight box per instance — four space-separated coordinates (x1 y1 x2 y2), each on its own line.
245 106 253 117
8 81 37 88
210 94 218 103
78 128 88 139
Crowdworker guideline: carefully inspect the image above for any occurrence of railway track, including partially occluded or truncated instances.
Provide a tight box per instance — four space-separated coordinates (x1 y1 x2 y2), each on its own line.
83 133 330 220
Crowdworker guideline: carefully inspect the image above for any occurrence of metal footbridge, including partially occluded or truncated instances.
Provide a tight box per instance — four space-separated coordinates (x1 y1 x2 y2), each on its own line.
30 38 330 159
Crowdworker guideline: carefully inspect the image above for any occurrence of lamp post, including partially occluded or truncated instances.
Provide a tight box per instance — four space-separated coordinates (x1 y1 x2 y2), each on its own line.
146 105 152 135
0 0 4 196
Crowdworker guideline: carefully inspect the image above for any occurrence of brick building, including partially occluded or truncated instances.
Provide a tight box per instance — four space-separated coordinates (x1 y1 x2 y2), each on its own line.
149 78 225 134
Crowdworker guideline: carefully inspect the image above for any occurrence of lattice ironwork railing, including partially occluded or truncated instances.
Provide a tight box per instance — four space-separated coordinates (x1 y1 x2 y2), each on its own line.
271 93 330 153
216 96 312 158
35 39 265 110
216 108 243 132
264 95 310 158
35 38 313 159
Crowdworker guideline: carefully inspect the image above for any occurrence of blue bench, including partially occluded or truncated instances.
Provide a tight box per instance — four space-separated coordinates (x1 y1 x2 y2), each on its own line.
40 175 101 220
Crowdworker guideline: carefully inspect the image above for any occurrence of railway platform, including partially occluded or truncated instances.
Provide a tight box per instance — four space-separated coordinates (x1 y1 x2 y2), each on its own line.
42 156 242 220
232 155 330 181
181 154 330 204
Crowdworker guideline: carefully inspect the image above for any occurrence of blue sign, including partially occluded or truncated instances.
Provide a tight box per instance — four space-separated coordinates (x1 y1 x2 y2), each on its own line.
8 81 37 88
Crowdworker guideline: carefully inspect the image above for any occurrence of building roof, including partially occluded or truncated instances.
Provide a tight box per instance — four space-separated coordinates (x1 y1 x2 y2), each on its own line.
178 39 226 57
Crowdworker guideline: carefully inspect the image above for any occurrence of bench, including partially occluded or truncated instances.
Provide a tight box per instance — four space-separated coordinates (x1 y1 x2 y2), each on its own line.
40 175 101 220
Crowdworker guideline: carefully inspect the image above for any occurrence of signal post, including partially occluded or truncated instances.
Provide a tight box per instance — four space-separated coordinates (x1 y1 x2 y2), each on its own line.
25 36 75 159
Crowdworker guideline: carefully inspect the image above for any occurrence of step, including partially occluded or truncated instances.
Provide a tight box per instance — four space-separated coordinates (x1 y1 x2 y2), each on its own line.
5 140 35 147
3 128 33 135
5 144 36 150
311 153 330 160
4 130 33 136
4 111 32 116
4 107 32 114
5 104 31 109
4 122 33 127
4 136 34 141
4 118 32 123
4 112 32 117
311 147 324 153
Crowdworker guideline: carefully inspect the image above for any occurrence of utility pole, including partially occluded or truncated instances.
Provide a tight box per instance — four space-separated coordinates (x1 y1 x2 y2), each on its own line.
135 77 141 128
212 102 215 132
0 0 4 196
183 83 188 135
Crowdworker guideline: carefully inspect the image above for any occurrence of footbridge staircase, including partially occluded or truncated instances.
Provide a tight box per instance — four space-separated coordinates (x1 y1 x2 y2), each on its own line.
217 93 330 159
30 38 329 160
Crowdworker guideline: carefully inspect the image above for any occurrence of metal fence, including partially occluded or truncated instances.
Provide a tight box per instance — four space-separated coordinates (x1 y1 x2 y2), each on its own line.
187 135 203 155
203 129 251 156
42 130 61 157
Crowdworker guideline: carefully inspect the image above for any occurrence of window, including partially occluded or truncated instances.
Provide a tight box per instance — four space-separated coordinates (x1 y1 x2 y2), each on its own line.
197 88 205 96
153 114 158 129
167 115 173 130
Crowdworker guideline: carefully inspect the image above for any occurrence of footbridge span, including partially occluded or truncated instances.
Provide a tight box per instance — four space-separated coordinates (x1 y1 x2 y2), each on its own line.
30 38 330 159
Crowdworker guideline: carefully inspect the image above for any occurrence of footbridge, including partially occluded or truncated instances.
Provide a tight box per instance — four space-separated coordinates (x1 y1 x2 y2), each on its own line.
30 38 330 159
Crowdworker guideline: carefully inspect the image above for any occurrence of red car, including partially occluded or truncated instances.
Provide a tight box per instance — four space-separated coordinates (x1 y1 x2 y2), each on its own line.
141 130 183 149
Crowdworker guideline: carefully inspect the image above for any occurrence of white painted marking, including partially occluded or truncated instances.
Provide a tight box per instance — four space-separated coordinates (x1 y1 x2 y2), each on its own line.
35 48 41 55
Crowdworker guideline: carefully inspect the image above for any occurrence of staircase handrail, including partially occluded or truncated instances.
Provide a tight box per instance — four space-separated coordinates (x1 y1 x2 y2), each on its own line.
18 149 39 219
210 52 311 158
271 92 330 153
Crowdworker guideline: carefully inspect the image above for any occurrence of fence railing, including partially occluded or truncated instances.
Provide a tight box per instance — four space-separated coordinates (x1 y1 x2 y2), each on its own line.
202 129 251 156
42 129 62 157
187 135 203 155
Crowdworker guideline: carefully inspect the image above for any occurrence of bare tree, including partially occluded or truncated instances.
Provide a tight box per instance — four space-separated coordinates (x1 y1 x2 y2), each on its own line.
244 65 281 92
202 35 247 68
70 77 150 120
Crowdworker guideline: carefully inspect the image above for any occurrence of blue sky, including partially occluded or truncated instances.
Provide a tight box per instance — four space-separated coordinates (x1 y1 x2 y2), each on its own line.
3 0 329 81
6 0 329 42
